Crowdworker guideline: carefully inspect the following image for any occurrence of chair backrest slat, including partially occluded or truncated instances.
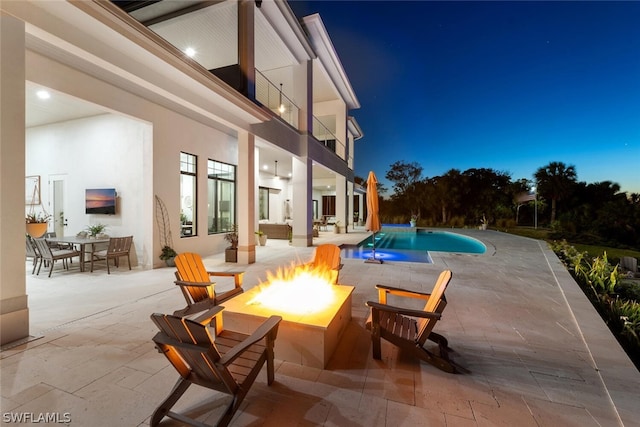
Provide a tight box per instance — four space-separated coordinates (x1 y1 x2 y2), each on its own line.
175 253 210 282
175 253 214 303
313 244 341 270
151 313 234 390
108 236 132 254
416 270 452 345
26 236 38 258
33 238 53 260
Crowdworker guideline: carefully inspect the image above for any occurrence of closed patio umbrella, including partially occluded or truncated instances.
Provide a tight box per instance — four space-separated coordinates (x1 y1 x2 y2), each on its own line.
365 171 382 264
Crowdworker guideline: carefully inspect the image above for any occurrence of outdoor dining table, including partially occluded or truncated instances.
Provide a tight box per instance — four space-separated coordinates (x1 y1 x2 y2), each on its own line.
46 236 110 272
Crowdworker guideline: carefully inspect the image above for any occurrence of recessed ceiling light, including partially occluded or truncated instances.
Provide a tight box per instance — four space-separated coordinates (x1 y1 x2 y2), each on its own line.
185 47 196 57
36 90 50 100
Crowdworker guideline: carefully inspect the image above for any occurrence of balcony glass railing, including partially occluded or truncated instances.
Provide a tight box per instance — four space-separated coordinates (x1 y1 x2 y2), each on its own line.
255 70 299 128
255 70 348 163
312 116 346 160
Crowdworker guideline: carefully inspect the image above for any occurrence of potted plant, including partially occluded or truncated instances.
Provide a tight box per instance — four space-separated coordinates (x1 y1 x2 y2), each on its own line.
155 195 177 267
159 245 178 266
224 224 239 262
410 214 418 227
86 223 107 238
25 212 51 238
255 230 268 246
333 220 341 234
479 214 488 230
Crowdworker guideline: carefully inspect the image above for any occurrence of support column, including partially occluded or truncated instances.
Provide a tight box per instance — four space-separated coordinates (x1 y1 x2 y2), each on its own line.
348 181 354 230
238 0 256 100
335 175 347 234
294 59 313 135
237 131 256 264
291 156 313 246
358 191 364 225
0 14 29 345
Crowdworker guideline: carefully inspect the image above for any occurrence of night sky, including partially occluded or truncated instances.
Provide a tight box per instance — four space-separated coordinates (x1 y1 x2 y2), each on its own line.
289 1 640 195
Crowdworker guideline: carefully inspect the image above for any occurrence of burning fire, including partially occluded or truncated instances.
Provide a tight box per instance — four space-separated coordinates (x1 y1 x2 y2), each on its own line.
248 262 337 314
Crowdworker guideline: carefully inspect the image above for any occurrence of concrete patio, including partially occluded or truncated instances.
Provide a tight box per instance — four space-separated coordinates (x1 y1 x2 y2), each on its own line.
2 229 639 426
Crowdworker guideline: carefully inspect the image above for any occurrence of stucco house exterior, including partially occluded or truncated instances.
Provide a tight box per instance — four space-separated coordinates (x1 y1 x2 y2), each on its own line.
0 0 363 345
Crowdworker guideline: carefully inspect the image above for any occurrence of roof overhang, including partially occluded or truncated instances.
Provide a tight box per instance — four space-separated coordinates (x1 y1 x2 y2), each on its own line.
348 116 364 141
8 0 271 133
301 13 360 110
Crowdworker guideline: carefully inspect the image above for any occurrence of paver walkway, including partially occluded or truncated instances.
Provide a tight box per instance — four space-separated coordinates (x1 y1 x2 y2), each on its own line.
2 229 639 426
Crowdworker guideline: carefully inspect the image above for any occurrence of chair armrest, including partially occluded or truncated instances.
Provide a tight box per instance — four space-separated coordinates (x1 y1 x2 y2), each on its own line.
366 301 441 320
207 271 244 288
174 280 214 288
190 305 225 325
207 270 244 276
375 284 432 302
219 315 282 365
152 333 214 355
215 287 244 304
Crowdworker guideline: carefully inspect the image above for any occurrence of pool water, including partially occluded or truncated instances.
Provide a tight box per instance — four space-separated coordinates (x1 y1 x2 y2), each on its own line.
341 230 486 263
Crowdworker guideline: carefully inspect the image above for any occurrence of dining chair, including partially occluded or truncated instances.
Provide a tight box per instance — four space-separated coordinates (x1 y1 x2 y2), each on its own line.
33 238 81 277
45 231 75 252
25 236 41 274
91 236 133 274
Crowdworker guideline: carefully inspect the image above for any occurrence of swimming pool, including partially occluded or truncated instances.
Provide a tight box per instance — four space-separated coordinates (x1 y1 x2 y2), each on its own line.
341 230 486 263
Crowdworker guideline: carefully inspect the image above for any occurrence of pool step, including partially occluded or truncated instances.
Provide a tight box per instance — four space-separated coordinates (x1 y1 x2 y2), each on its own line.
381 226 417 233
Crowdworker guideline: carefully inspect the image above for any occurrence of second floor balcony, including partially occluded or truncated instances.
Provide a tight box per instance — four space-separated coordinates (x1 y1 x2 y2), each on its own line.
112 0 356 163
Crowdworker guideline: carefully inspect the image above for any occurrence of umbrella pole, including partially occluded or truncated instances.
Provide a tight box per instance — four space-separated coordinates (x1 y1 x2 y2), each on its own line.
365 231 383 264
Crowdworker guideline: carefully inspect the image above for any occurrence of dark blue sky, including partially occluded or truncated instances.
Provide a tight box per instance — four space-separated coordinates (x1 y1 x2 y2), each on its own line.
290 1 640 194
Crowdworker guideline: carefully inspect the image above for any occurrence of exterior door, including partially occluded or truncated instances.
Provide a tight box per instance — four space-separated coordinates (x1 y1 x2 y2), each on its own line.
49 174 67 236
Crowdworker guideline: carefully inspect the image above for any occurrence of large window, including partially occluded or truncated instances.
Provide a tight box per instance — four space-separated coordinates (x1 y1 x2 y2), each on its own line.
208 160 236 234
322 195 336 216
180 152 197 237
258 187 269 220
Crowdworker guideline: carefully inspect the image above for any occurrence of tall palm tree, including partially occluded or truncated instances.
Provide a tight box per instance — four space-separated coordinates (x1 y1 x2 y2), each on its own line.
534 161 577 223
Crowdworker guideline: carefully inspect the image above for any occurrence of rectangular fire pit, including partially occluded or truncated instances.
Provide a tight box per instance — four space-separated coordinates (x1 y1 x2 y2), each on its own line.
221 284 354 369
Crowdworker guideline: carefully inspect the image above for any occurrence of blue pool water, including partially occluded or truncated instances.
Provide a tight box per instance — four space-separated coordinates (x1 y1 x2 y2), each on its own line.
341 230 486 263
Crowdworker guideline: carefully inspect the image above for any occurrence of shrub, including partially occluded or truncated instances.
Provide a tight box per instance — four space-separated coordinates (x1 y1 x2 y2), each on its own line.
551 240 639 369
496 218 517 229
619 281 640 302
449 216 465 228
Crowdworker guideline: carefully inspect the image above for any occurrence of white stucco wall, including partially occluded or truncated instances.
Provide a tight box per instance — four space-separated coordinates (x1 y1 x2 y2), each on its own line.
26 51 245 267
26 113 148 264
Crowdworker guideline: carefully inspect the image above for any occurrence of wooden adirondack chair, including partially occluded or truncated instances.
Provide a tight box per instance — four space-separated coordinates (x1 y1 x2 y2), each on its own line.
173 252 244 316
365 270 458 373
306 244 343 284
150 308 282 427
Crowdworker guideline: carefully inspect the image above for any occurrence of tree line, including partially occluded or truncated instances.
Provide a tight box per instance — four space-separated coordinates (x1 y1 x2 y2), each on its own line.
358 160 639 250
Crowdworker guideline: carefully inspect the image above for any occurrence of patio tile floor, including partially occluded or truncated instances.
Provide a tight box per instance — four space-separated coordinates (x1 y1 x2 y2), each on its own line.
2 229 639 426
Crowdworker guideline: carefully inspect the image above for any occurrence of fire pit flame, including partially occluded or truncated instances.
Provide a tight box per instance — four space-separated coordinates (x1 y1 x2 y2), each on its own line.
247 263 337 314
